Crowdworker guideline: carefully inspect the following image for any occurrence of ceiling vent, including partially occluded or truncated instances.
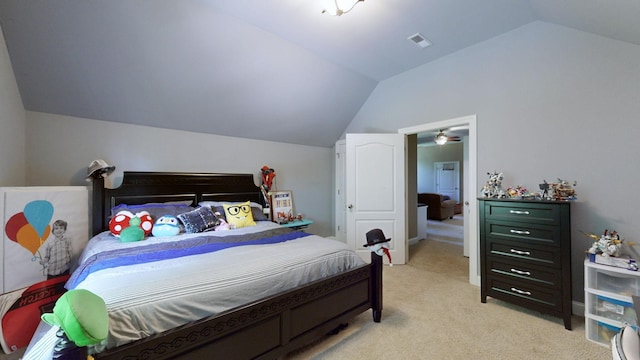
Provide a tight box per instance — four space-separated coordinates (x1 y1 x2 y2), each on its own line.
408 33 432 48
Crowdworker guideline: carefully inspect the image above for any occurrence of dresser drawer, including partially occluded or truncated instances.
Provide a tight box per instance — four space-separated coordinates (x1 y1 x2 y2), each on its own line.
486 220 561 247
483 201 564 225
487 256 562 288
487 239 561 268
486 276 562 309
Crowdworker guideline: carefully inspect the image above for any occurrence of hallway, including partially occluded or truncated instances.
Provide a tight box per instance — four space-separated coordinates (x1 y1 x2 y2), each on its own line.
426 214 463 246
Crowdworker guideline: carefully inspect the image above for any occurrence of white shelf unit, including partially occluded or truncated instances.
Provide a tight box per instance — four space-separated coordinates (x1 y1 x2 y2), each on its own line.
584 259 639 347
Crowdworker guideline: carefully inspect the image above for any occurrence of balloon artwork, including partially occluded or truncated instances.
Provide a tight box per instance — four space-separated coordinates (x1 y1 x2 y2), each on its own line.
4 200 54 256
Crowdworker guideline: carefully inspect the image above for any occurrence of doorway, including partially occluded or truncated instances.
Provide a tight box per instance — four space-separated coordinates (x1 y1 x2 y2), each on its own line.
399 114 479 286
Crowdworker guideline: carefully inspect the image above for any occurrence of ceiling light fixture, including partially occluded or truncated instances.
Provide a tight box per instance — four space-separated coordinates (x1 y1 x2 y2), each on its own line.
434 130 448 145
322 0 364 16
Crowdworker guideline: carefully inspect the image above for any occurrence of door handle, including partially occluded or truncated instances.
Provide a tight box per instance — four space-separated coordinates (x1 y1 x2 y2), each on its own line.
348 204 353 209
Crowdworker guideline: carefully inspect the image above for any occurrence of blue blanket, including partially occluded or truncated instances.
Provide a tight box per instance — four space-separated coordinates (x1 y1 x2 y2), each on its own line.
66 230 310 289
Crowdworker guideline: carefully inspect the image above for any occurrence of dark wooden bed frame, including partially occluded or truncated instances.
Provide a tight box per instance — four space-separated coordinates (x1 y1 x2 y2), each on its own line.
84 171 383 360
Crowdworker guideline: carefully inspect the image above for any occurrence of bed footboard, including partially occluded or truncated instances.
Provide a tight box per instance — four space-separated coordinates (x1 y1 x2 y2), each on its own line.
95 254 383 360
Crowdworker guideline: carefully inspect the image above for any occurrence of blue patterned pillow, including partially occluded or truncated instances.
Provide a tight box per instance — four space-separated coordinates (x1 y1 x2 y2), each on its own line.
176 206 220 233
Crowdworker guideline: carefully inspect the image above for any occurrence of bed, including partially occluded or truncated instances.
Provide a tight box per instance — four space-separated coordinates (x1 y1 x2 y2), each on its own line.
25 171 383 359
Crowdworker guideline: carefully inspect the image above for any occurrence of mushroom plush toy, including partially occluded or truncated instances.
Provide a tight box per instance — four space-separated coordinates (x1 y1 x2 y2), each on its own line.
109 210 153 241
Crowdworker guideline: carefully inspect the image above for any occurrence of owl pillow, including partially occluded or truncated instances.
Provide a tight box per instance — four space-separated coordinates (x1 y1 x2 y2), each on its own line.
223 201 256 229
152 215 181 237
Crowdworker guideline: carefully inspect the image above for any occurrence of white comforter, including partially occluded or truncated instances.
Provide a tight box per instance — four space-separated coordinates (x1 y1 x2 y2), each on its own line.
24 222 363 358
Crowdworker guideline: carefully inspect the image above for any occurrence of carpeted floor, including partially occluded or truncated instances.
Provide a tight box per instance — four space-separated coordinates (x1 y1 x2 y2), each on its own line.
426 214 464 246
286 239 611 359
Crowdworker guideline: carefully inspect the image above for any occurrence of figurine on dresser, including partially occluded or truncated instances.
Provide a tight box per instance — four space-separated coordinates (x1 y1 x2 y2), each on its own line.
481 171 505 198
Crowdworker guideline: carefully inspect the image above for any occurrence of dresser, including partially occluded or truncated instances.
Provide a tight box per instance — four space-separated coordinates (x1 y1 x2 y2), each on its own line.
478 198 572 330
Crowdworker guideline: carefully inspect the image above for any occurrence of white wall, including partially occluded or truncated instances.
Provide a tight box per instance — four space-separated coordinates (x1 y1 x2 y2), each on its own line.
345 21 640 302
0 25 26 186
25 112 334 236
418 142 464 195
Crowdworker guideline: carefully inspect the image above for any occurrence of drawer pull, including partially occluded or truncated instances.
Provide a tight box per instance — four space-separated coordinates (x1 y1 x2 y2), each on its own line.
510 287 532 296
510 229 531 235
509 249 531 256
509 210 530 215
510 268 531 276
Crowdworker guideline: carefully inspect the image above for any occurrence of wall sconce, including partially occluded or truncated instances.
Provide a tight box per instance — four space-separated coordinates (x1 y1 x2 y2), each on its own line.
322 0 365 16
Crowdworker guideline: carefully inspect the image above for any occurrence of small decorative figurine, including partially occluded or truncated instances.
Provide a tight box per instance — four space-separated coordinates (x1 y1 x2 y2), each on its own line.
363 228 393 266
481 171 505 198
586 229 624 257
507 185 527 198
553 178 577 200
539 180 551 199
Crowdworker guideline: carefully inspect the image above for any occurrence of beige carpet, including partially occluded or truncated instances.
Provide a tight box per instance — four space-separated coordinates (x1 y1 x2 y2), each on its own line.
287 239 611 359
426 215 464 245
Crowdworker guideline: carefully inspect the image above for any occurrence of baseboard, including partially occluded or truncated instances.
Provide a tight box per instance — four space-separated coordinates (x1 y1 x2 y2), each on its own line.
408 236 422 246
573 300 585 317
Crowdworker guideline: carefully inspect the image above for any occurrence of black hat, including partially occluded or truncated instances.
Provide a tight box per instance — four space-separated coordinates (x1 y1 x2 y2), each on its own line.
363 228 391 247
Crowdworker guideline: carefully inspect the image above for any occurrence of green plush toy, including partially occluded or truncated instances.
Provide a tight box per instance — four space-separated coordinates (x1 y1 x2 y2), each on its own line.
41 289 108 347
119 216 145 242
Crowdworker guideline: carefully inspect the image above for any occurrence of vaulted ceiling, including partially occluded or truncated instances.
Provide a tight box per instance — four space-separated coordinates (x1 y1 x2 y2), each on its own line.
1 1 639 147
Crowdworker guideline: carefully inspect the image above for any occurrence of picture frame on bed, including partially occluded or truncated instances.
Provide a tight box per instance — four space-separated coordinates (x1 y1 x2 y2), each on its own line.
270 190 293 223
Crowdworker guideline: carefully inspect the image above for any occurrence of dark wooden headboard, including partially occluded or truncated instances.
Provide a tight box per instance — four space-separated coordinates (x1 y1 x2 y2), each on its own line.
91 172 264 236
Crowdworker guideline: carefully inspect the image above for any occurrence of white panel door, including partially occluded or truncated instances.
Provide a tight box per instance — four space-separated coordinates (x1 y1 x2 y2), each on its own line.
435 161 459 203
346 134 405 265
334 140 347 242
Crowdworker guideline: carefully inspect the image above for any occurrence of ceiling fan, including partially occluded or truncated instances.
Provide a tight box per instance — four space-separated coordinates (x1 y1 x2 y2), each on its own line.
434 129 461 145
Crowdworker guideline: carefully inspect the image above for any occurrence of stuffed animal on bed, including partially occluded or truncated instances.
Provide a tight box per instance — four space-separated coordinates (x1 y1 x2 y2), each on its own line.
213 212 231 231
119 217 145 242
152 215 181 237
109 210 153 242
